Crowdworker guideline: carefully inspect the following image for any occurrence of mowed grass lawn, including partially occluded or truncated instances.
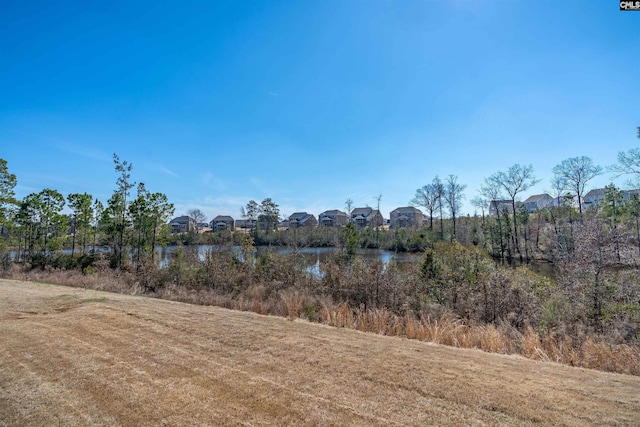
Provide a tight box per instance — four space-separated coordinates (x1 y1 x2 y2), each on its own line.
1 279 639 426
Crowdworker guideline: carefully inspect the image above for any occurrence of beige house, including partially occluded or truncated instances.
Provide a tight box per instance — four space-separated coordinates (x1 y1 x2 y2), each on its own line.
390 206 423 228
523 194 554 213
583 188 607 209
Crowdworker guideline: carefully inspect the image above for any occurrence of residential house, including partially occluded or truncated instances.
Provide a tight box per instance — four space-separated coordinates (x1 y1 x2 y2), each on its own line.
583 188 607 209
390 206 424 228
523 194 554 213
210 215 235 232
579 187 640 210
488 200 524 216
288 212 318 228
168 215 196 233
623 189 640 202
350 207 384 228
318 209 349 227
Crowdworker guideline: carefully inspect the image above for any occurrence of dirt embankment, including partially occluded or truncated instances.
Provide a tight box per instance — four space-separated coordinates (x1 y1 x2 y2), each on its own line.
1 279 639 426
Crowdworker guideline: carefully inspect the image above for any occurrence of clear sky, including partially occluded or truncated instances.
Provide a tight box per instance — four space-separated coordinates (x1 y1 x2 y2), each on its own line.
1 0 639 221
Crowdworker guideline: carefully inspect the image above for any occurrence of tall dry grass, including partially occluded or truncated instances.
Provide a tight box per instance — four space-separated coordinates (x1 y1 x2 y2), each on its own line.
5 261 640 376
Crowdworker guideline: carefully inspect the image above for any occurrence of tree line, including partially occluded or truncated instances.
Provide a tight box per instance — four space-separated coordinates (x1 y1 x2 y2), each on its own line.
0 154 174 269
1 134 640 267
410 139 640 261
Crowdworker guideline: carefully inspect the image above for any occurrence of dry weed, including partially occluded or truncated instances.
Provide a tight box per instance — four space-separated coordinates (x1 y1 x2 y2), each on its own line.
9 265 640 376
282 290 305 320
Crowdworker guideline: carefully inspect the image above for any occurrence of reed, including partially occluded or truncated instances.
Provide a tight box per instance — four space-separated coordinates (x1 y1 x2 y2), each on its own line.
7 260 640 376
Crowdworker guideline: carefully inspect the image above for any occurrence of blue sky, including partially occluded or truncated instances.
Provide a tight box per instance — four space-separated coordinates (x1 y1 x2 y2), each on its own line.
1 1 639 221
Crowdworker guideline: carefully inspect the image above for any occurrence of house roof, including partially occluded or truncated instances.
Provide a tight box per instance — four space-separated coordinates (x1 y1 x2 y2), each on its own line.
391 206 423 215
351 207 373 216
524 194 552 203
299 214 316 223
289 212 309 221
213 215 234 221
320 209 347 216
169 215 193 225
584 188 606 199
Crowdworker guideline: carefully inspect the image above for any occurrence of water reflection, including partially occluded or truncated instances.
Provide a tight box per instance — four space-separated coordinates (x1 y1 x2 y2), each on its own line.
156 245 424 271
495 258 557 280
9 244 556 281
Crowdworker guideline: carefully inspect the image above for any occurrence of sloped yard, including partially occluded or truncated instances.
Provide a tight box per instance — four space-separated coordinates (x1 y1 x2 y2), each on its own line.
1 279 639 426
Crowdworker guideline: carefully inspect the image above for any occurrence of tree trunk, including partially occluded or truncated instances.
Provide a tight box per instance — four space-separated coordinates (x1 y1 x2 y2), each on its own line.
535 212 542 251
17 229 22 263
439 205 444 240
71 218 76 257
496 210 505 259
511 199 522 261
451 212 456 241
151 216 158 263
636 216 640 270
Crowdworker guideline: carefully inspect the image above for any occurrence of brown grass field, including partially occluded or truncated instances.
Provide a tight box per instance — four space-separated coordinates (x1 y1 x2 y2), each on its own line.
1 279 639 426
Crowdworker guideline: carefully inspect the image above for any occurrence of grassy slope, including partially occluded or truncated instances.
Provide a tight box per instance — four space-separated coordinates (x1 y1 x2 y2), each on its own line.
1 279 639 427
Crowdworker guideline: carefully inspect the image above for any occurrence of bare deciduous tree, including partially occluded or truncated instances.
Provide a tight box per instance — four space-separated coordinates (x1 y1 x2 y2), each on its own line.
345 198 354 216
552 156 602 214
443 175 466 240
188 208 207 230
480 181 506 259
611 146 640 188
471 196 488 220
488 164 539 261
433 176 445 240
411 184 439 230
561 217 619 332
549 175 567 208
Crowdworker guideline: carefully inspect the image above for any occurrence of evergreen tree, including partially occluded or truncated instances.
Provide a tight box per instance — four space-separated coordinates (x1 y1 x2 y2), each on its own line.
0 158 17 247
67 192 93 255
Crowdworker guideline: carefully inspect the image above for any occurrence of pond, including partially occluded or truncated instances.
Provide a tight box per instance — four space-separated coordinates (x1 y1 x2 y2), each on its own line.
157 245 557 280
156 245 426 279
9 245 557 280
156 245 423 271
